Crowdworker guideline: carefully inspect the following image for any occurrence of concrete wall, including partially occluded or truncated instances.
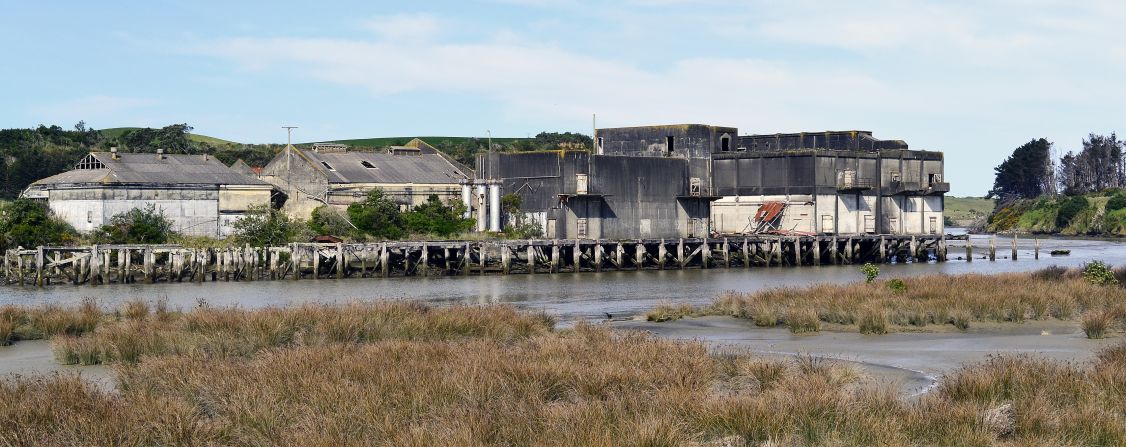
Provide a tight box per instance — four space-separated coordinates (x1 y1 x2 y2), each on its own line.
479 151 705 239
46 186 270 239
711 149 943 236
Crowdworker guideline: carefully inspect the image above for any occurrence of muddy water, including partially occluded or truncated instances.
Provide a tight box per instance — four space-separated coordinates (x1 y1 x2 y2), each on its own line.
617 316 1118 397
0 233 1122 322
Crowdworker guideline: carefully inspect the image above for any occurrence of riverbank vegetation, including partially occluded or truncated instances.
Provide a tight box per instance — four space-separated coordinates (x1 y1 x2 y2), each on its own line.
986 133 1126 236
650 267 1126 338
1 301 1125 445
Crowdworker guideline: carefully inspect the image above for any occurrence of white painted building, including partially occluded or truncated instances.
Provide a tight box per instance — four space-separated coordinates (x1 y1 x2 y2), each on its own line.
22 151 273 238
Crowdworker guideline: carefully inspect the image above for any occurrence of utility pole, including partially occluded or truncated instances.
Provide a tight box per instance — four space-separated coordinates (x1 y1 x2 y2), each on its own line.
282 126 298 171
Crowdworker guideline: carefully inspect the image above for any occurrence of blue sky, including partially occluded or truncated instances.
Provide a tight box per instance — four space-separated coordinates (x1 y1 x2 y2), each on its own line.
3 1 1125 196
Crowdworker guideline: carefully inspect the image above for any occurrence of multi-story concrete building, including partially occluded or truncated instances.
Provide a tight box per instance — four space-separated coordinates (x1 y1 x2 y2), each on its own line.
474 126 947 239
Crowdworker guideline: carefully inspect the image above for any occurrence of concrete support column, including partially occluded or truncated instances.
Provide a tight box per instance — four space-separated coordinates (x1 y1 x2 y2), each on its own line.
572 241 581 272
677 238 685 268
380 243 390 278
658 239 667 270
593 243 603 272
812 237 820 266
635 241 645 269
701 239 711 269
793 238 801 266
501 244 511 274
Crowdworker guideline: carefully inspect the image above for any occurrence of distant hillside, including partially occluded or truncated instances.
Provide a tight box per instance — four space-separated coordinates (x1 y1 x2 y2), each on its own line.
100 127 238 146
944 196 994 227
312 136 526 148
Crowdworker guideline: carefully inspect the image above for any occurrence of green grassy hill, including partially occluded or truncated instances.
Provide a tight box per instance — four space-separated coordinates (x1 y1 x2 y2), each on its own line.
944 196 995 226
99 128 238 145
312 136 526 147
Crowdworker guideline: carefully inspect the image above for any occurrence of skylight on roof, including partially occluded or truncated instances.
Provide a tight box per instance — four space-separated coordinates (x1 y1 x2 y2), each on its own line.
321 161 336 171
361 161 376 169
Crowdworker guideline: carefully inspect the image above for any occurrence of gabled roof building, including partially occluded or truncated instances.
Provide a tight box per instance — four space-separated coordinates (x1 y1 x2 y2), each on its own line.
260 142 471 219
23 150 272 238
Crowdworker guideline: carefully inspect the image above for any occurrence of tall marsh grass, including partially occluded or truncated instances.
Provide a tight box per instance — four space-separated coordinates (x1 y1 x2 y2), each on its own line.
709 269 1126 334
0 302 1124 445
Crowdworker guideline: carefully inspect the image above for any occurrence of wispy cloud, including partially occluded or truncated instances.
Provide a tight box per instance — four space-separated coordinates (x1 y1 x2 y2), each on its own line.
361 13 443 42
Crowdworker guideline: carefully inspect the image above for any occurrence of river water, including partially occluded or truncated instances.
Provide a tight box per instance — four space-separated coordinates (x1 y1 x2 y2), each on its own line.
2 232 1123 322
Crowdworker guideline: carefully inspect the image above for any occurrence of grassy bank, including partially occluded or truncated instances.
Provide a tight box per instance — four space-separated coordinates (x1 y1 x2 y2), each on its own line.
987 190 1126 236
650 268 1126 337
0 301 1124 445
944 196 995 227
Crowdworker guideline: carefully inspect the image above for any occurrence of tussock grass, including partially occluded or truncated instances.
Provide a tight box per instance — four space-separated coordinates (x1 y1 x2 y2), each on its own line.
0 298 103 343
52 302 553 365
1 303 1126 445
708 269 1126 334
645 303 695 322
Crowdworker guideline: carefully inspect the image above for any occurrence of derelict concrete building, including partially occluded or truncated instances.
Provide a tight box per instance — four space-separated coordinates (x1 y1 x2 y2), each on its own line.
22 150 272 238
260 140 471 219
473 126 946 240
711 131 948 236
473 125 731 239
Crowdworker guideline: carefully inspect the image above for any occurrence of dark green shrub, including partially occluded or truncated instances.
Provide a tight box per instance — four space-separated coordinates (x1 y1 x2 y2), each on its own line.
347 189 404 239
886 279 907 293
1055 195 1089 227
1106 194 1126 212
0 199 77 248
232 205 306 246
860 263 880 283
1082 260 1119 286
91 205 174 244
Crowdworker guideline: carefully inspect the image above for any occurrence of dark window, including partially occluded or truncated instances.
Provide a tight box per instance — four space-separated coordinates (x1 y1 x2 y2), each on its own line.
665 136 675 154
361 161 376 169
321 161 335 171
721 137 730 152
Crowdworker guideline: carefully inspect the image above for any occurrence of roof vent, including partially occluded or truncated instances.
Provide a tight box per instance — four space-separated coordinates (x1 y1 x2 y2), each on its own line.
156 148 165 160
110 147 119 160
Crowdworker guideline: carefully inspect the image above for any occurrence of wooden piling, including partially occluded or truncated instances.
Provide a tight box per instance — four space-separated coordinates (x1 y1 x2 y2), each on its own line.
658 239 667 270
793 238 801 266
1034 239 1039 259
550 241 560 273
336 243 345 279
593 243 603 272
527 244 535 274
701 239 710 269
677 239 685 268
1011 234 1018 261
635 240 645 269
989 235 996 261
572 241 582 272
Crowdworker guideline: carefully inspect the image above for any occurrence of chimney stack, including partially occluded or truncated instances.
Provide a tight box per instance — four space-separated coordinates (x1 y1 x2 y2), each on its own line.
156 148 165 160
110 147 119 160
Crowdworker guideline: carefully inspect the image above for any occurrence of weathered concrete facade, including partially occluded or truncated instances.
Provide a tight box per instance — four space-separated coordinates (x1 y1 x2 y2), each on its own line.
260 142 471 219
476 150 712 239
476 125 946 240
711 147 947 236
24 152 272 238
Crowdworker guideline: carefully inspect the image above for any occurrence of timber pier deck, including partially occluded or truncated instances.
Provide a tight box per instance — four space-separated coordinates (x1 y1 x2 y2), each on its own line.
2 235 948 287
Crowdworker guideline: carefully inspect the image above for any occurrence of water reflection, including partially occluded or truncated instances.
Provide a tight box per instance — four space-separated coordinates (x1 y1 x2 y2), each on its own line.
2 232 1122 322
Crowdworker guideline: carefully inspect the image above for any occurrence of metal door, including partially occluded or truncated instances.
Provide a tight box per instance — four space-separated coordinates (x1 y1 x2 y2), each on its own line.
863 215 876 233
821 215 834 234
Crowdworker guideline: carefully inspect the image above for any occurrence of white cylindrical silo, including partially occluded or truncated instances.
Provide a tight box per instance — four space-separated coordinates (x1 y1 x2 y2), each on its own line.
488 183 501 232
460 183 472 219
476 184 488 232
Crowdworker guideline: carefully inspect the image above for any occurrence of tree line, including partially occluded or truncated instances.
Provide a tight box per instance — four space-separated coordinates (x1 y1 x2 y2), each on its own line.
0 123 593 200
989 133 1125 202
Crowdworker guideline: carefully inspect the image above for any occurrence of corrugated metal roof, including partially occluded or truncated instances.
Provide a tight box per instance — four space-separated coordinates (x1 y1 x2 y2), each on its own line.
300 149 468 184
32 152 269 187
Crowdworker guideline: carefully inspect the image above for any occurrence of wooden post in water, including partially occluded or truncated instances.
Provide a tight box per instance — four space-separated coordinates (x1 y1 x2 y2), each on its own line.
89 245 101 286
966 238 973 262
336 243 345 279
830 237 838 265
34 246 44 287
635 240 645 269
793 238 801 266
742 238 750 268
658 239 667 270
989 235 996 261
292 245 302 280
378 243 388 278
143 248 154 284
1034 239 1040 260
311 246 321 279
1011 234 1018 261
723 238 731 268
527 243 536 274
615 242 624 269
812 237 821 265
844 238 853 264
878 236 886 263
701 239 711 269
677 238 686 268
550 241 560 273
593 243 603 272
572 241 582 273
938 236 947 262
501 244 511 274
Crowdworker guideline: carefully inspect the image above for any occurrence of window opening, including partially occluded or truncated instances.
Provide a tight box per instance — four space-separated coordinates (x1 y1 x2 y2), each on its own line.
665 136 675 154
361 161 376 169
321 161 336 171
721 136 730 152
